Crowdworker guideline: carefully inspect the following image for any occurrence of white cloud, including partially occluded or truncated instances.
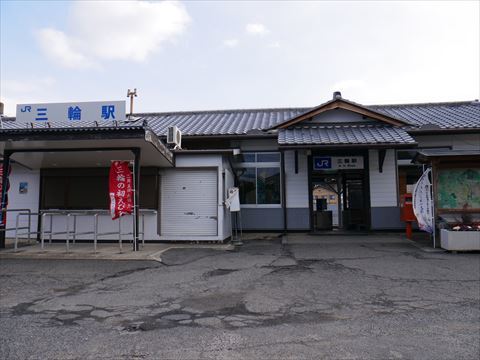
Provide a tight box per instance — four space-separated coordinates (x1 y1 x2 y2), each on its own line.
2 77 56 94
223 39 239 48
246 23 269 36
37 28 98 69
36 1 190 69
268 41 281 48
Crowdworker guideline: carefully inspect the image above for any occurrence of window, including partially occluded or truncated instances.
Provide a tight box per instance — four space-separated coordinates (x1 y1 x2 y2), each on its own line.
41 168 159 210
234 152 281 205
396 147 450 198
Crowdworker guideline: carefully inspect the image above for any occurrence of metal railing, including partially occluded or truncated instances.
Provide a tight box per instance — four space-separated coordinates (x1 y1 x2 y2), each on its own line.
2 209 156 252
0 209 34 239
0 209 38 251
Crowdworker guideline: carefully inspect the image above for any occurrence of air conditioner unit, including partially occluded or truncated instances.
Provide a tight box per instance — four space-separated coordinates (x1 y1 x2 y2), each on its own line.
167 126 182 149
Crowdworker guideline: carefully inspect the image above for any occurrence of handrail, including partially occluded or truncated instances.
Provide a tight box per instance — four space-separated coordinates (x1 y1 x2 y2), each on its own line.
10 209 157 252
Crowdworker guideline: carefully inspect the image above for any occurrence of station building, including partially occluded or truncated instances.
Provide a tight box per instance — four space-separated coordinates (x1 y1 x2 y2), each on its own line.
1 93 479 245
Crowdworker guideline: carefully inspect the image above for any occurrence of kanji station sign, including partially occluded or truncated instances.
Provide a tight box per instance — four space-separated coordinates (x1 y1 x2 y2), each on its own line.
16 101 126 123
109 161 133 220
313 156 364 170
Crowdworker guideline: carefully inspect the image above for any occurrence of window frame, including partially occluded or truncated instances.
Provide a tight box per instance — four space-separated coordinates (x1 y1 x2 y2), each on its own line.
233 151 282 208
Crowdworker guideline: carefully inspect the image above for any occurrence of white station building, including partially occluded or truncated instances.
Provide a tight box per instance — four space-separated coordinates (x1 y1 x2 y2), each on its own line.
1 93 479 248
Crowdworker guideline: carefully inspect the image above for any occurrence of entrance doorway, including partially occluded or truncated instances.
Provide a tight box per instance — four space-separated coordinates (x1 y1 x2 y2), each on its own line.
311 172 369 232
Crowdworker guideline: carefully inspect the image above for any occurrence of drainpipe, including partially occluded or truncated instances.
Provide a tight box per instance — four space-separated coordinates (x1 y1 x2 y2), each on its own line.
281 150 287 236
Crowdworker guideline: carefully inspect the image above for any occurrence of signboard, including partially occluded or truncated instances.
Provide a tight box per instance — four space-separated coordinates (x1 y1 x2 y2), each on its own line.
109 161 133 220
412 168 434 233
437 168 480 210
313 156 364 170
16 101 126 123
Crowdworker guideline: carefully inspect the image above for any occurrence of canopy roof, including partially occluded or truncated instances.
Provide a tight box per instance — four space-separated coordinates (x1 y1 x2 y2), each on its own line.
278 125 416 148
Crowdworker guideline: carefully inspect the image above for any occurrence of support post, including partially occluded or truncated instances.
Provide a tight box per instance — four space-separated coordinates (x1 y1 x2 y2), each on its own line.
132 148 141 251
378 149 387 173
337 173 343 229
0 151 11 249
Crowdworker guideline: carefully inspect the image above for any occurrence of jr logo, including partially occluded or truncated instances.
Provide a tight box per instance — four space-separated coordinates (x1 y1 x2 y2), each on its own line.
314 157 332 170
20 106 32 112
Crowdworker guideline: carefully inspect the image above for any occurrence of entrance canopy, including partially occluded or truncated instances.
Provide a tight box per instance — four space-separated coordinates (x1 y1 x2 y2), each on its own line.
0 120 174 168
413 149 480 164
0 120 174 251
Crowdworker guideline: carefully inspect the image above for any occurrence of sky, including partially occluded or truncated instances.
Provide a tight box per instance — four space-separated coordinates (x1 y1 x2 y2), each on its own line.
1 0 479 116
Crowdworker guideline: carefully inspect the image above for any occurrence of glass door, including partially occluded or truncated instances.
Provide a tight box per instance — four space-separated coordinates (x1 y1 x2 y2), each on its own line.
311 172 369 232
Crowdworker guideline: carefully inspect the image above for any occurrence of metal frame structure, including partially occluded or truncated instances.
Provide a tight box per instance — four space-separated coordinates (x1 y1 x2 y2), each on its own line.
1 208 156 252
0 147 142 251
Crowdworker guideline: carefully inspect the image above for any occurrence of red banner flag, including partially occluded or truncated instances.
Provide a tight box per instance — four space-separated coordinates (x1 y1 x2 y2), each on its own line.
109 161 133 220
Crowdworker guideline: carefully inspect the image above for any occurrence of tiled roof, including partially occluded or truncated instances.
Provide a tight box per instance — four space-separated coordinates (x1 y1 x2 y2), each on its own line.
370 101 480 129
2 100 479 137
1 119 141 131
0 120 143 133
278 125 416 146
135 100 480 136
135 108 306 136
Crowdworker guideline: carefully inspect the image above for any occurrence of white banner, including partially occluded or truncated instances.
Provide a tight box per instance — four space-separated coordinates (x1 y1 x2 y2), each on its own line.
412 168 434 233
226 187 240 212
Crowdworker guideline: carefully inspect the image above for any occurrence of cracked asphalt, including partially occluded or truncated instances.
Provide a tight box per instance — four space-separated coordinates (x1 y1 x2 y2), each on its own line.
0 236 479 359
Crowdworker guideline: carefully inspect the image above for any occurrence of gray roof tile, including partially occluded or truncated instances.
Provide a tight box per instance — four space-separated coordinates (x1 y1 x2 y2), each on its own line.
0 119 141 132
136 108 306 136
370 101 480 129
278 125 416 145
134 100 480 136
2 100 479 137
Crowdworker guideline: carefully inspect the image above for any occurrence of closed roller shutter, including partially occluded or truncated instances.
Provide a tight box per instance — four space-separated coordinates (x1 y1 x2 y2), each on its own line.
161 169 218 236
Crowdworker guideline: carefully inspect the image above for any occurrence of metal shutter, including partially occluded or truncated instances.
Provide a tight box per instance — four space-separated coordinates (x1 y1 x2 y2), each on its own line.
161 169 218 236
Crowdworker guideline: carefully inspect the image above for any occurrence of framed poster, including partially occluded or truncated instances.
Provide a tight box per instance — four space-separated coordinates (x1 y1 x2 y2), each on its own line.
437 168 480 210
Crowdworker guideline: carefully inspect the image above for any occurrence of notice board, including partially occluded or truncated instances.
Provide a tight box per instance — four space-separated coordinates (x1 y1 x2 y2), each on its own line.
437 168 480 210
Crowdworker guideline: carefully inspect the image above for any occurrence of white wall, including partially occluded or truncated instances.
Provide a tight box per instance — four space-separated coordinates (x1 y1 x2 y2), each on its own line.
369 149 398 207
6 165 40 238
284 150 309 208
414 133 480 150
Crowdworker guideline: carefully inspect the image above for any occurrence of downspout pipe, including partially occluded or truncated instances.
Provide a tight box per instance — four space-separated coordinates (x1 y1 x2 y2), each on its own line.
281 150 287 235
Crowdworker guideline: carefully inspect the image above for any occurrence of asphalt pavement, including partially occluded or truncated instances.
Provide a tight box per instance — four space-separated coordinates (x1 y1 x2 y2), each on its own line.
0 235 479 359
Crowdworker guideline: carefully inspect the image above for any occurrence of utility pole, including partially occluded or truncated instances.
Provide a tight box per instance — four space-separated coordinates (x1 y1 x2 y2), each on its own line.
127 88 137 116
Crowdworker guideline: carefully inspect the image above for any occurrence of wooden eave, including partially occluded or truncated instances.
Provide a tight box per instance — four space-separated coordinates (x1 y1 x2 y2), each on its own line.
272 99 408 129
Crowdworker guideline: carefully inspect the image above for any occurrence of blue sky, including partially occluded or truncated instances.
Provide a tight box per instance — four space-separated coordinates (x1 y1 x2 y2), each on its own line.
1 0 479 116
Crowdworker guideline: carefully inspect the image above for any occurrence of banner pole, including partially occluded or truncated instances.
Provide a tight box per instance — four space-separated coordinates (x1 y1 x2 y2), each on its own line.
430 166 436 248
131 160 136 251
132 149 141 251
